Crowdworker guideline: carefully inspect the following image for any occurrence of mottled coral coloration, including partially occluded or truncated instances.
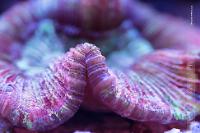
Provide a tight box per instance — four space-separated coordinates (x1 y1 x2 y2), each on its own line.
0 0 200 132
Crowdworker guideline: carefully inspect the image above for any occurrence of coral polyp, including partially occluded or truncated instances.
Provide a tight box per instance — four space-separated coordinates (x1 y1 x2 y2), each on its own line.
0 0 200 132
0 43 88 130
89 49 200 123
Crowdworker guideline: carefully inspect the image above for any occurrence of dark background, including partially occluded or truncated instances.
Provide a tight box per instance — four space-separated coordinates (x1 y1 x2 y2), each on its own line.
0 0 200 26
1 0 200 26
141 0 200 26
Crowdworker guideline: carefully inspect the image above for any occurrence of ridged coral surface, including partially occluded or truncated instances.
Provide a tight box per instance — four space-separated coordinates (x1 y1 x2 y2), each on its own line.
1 41 200 131
0 0 200 132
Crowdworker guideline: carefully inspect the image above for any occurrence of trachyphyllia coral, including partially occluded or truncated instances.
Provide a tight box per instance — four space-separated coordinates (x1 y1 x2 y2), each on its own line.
0 0 200 132
89 49 200 123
